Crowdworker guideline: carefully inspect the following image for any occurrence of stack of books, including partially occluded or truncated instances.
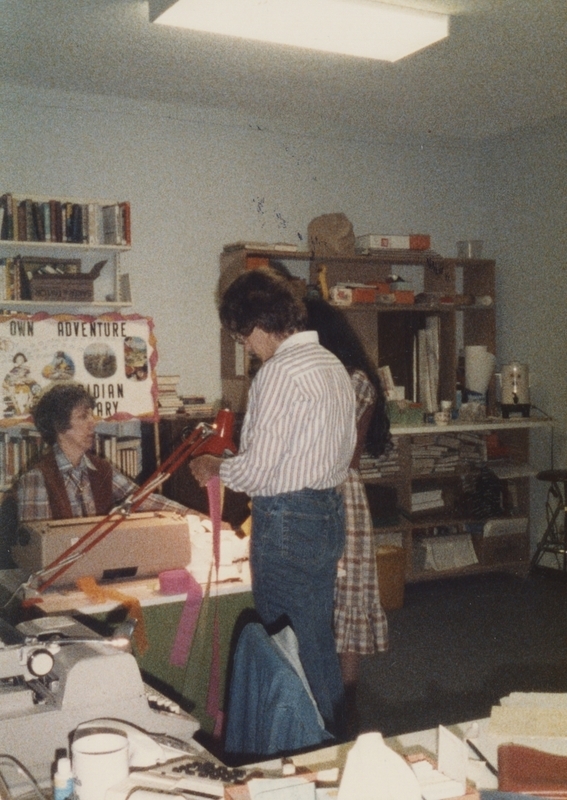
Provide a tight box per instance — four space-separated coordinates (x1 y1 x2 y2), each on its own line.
156 375 183 416
359 436 400 478
180 396 216 418
411 488 445 513
411 432 486 474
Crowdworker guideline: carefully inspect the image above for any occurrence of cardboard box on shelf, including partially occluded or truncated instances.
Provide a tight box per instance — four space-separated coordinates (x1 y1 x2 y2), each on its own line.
355 234 431 252
394 290 415 304
351 286 376 303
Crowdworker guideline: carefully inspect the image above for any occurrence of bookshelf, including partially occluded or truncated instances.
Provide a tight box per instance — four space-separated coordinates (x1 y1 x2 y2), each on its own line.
0 193 132 312
0 418 143 569
93 418 143 481
218 244 549 583
0 418 143 495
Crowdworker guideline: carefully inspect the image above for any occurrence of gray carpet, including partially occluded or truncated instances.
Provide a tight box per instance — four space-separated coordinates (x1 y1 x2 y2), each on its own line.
357 570 567 736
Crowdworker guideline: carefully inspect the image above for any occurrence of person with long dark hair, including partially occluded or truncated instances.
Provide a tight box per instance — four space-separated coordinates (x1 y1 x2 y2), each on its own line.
305 295 391 730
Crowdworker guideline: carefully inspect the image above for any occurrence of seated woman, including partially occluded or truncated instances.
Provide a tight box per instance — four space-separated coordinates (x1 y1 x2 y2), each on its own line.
16 382 187 521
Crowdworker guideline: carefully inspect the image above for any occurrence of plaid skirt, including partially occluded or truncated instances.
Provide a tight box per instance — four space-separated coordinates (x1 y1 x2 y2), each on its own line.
334 469 389 654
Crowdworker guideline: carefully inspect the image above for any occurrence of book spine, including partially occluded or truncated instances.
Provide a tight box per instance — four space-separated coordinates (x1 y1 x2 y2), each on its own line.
87 202 97 245
11 195 18 241
119 201 131 246
49 200 60 242
32 201 44 241
41 202 51 242
61 203 68 242
17 201 27 241
0 194 13 240
25 199 37 241
70 203 82 243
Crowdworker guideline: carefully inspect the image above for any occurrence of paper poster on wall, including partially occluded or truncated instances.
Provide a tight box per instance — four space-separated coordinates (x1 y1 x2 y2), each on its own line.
0 313 158 425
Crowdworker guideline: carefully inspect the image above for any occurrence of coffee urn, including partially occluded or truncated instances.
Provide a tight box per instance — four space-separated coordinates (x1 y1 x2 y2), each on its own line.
501 361 530 418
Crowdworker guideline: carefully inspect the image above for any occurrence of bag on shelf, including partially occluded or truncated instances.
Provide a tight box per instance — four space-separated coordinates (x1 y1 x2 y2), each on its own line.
307 212 356 257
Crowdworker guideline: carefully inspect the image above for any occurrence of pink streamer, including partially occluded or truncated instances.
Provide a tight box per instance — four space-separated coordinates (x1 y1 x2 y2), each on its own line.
206 475 222 732
208 475 222 571
169 571 203 667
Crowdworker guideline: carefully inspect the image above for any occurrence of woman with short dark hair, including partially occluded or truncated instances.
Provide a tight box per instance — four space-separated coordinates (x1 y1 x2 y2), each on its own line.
191 268 357 736
17 382 187 522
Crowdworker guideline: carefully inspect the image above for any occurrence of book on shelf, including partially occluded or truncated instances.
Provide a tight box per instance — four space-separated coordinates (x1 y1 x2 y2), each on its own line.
157 373 184 415
156 374 180 387
119 273 132 303
0 193 131 247
182 403 215 418
411 489 444 512
181 395 206 405
102 203 122 245
0 257 28 301
119 201 131 246
223 241 299 253
158 398 184 409
0 194 13 240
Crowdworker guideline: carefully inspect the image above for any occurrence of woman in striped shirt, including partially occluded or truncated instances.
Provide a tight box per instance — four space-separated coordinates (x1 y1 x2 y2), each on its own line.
191 269 356 736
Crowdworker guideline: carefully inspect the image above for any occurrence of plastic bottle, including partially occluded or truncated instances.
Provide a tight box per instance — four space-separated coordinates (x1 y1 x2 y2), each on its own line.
53 756 74 800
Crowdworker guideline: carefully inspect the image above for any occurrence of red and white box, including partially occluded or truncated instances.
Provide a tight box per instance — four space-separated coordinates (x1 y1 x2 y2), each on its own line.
355 234 431 252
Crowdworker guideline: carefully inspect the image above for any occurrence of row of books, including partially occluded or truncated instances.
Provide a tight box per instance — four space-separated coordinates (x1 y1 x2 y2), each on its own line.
0 258 28 301
0 194 131 247
0 427 43 490
0 421 142 490
359 436 400 478
411 432 487 474
93 434 141 480
156 375 215 418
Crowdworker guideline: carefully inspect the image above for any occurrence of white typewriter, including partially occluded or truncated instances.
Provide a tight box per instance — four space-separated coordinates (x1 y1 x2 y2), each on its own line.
0 615 200 784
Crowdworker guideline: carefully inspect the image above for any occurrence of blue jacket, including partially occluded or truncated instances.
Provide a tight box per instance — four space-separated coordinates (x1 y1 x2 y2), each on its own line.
224 622 333 757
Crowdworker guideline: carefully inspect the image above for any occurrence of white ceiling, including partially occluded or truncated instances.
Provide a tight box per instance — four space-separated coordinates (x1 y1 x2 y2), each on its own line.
1 0 566 140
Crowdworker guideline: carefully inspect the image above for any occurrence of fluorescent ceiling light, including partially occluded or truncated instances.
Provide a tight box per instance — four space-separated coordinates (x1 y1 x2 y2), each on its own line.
150 0 449 62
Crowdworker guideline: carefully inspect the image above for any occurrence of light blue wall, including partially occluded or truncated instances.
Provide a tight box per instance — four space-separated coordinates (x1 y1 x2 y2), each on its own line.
0 82 487 399
483 116 567 534
1 81 565 545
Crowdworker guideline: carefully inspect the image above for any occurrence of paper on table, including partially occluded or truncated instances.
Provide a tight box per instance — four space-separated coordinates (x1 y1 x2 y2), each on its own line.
408 726 467 800
248 776 315 800
410 761 465 800
438 725 467 787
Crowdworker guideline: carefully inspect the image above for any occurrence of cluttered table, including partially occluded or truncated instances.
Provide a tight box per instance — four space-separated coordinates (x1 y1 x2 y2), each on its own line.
0 564 255 737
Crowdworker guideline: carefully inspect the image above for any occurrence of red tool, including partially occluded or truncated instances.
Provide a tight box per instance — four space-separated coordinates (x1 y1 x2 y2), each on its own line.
21 409 236 599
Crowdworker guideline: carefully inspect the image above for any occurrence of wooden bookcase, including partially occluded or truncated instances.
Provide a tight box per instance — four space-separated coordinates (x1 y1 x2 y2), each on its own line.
0 192 132 312
218 245 547 582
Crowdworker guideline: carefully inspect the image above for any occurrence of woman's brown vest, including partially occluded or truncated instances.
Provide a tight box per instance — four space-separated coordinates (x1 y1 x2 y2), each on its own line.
37 450 114 519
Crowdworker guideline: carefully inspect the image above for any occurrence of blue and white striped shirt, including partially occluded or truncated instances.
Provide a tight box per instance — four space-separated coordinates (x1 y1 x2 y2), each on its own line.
220 331 356 497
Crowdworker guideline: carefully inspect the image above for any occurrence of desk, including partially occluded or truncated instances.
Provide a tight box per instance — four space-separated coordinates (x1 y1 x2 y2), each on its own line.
287 720 500 797
0 567 255 736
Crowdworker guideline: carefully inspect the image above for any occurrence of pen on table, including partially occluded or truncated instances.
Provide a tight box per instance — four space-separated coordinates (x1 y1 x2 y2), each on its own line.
466 739 498 777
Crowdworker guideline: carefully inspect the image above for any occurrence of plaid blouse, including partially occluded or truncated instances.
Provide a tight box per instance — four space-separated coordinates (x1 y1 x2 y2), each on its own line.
17 444 187 521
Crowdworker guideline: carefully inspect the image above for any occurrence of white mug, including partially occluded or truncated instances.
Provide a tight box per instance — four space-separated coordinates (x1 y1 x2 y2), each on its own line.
72 729 129 800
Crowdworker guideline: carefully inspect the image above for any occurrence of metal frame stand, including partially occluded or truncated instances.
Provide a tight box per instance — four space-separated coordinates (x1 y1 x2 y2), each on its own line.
531 469 567 574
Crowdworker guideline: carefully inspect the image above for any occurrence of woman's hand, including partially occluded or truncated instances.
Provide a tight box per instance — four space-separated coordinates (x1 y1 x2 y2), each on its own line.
190 454 222 487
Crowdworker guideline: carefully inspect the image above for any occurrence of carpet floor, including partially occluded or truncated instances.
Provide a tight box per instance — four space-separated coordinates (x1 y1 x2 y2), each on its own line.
357 569 567 737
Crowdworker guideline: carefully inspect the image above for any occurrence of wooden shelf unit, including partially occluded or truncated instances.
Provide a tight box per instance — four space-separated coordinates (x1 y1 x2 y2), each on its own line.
218 245 543 582
0 193 132 312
